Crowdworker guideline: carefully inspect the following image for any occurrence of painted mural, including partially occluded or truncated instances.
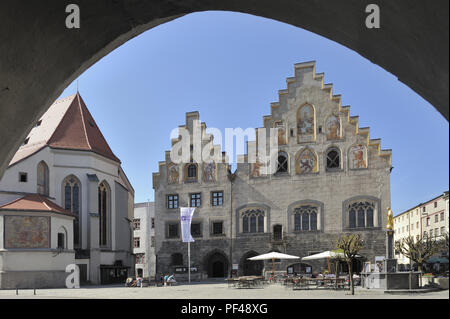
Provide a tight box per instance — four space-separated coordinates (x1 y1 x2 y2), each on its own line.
4 216 50 248
349 144 368 169
296 149 318 174
251 156 263 178
297 104 315 143
325 114 341 140
203 162 216 182
167 164 179 184
274 121 287 145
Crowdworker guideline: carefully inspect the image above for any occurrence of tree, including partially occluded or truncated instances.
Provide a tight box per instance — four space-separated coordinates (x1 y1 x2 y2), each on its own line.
329 249 345 290
336 233 364 295
394 233 441 273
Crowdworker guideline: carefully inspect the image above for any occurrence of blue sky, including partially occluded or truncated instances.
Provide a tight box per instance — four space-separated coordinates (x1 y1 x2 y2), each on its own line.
59 11 448 215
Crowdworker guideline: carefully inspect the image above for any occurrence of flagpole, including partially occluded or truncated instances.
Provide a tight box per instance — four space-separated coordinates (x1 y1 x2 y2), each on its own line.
188 241 191 283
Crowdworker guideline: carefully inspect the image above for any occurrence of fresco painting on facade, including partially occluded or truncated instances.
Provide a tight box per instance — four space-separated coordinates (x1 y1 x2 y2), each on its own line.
203 162 216 182
297 104 315 143
250 157 263 178
325 115 341 140
274 121 287 145
167 164 179 184
4 216 50 248
297 149 318 174
349 144 368 169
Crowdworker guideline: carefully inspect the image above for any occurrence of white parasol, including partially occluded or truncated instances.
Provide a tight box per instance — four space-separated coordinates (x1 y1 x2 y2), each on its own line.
248 252 300 277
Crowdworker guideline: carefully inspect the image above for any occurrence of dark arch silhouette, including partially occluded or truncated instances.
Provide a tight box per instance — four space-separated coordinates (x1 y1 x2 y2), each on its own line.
203 249 229 278
0 1 447 178
240 251 264 276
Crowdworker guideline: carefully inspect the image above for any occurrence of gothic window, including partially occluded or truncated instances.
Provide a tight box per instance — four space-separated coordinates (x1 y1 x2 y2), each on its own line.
348 201 375 229
293 206 318 231
63 176 81 247
326 148 341 170
37 161 49 196
98 181 109 246
275 152 288 174
241 208 265 233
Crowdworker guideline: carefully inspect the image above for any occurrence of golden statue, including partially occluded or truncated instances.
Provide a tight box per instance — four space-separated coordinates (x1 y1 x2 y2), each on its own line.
386 207 394 231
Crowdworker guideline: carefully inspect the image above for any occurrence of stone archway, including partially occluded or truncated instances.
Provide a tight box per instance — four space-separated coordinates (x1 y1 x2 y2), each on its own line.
0 1 448 177
204 250 229 278
240 251 264 276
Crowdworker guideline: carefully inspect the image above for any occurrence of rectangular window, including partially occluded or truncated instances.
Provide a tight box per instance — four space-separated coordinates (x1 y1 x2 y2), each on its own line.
151 217 155 229
440 212 444 221
441 227 445 235
411 224 414 231
19 172 28 183
133 218 140 230
191 222 202 237
151 236 155 247
167 194 179 209
435 228 438 237
434 202 437 208
168 223 179 238
133 237 140 248
190 193 201 207
211 191 223 206
426 217 430 226
416 221 419 228
212 222 223 235
430 229 433 237
406 225 409 231
423 206 426 212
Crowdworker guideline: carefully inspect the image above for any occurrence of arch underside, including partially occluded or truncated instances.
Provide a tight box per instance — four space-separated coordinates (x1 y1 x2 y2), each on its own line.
0 0 448 177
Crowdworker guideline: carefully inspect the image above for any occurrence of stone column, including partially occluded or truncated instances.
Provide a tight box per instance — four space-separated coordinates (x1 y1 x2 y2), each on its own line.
385 230 397 272
87 174 101 284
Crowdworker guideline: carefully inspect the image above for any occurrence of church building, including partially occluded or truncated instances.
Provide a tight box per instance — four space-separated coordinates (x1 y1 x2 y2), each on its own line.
0 93 134 288
153 61 392 279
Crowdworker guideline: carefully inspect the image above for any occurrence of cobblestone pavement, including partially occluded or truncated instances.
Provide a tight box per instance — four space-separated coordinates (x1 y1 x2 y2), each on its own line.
0 282 448 299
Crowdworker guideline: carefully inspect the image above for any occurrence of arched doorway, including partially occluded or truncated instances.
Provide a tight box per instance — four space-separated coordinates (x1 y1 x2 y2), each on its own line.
241 251 264 276
205 251 228 278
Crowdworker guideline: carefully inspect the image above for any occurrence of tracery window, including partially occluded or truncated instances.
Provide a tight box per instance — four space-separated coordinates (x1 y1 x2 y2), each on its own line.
242 208 265 233
293 206 318 231
98 181 109 246
37 161 49 196
348 201 375 228
64 176 81 247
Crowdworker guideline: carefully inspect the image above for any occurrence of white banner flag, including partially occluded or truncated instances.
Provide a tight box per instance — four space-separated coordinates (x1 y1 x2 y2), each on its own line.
180 207 195 242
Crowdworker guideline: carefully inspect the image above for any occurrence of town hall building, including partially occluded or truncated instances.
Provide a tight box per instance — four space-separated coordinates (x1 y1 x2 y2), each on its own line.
152 61 393 280
0 93 134 288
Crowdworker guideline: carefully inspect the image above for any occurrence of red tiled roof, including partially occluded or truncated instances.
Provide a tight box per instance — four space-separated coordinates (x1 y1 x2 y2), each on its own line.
47 93 121 163
0 194 75 217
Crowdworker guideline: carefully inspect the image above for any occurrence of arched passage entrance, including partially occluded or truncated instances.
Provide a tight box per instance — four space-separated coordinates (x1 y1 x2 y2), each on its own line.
0 1 447 178
240 251 264 276
204 250 229 278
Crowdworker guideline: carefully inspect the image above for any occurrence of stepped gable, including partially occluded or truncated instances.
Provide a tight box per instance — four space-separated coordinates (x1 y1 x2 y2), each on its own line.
258 61 392 166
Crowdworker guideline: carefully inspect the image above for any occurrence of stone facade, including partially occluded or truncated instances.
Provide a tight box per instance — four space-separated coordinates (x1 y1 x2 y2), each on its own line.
153 61 392 280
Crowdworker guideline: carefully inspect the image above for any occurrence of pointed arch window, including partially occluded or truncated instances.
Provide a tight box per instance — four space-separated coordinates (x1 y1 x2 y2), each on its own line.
241 208 265 233
294 205 318 231
275 152 288 174
326 147 341 170
64 176 81 247
348 201 375 229
37 161 49 196
98 182 109 246
185 163 198 182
